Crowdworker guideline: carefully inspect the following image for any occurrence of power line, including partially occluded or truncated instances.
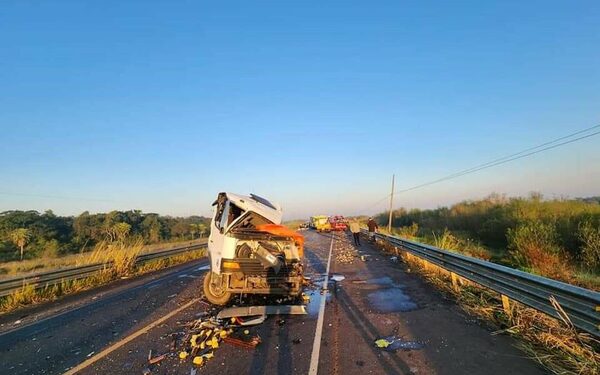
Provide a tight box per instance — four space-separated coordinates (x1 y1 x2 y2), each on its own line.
395 126 600 194
361 124 600 214
419 124 600 186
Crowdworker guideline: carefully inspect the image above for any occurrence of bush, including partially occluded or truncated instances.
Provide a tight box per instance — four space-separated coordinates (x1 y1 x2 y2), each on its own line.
395 223 419 239
431 229 491 260
507 221 572 281
42 239 60 259
578 221 600 272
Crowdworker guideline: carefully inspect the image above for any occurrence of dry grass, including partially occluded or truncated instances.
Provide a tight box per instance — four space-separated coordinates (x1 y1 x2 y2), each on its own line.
378 241 599 375
0 240 206 314
0 239 205 279
135 248 206 275
87 238 144 277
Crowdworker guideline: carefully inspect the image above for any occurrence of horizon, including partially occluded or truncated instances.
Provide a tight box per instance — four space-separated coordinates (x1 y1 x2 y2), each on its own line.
2 191 598 222
1 1 599 219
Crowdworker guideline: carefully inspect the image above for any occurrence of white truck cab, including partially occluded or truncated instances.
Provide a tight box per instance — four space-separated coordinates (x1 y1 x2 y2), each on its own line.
204 192 304 305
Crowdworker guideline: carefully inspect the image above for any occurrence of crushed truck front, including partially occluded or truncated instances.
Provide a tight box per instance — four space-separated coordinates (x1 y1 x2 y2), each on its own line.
204 192 304 305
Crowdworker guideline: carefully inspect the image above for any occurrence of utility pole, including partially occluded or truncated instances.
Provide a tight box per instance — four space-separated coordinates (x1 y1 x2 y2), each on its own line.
387 174 395 233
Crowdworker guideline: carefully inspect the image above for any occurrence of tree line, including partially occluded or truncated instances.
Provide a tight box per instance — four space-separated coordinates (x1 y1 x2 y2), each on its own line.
375 193 600 276
0 210 210 261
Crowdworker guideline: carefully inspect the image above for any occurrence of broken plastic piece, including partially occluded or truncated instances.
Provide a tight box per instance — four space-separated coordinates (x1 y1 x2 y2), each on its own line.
232 315 267 326
148 354 166 365
223 335 261 349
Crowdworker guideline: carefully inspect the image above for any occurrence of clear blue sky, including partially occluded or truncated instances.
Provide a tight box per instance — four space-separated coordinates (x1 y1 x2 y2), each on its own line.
1 1 599 219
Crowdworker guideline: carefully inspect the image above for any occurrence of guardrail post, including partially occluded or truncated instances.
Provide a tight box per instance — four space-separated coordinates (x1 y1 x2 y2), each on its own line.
501 294 512 318
450 272 459 292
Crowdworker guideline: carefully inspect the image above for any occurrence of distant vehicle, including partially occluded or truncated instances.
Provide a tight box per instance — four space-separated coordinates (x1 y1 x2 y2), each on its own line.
204 192 304 305
309 215 331 231
328 215 348 231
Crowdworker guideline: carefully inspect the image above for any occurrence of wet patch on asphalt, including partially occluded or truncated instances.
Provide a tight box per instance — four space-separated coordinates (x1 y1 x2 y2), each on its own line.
366 288 418 313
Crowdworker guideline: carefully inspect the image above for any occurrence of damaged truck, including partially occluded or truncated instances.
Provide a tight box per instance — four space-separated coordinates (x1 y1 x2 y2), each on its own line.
203 192 304 305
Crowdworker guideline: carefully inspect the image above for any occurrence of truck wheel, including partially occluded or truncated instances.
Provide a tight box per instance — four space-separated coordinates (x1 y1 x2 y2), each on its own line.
203 272 232 305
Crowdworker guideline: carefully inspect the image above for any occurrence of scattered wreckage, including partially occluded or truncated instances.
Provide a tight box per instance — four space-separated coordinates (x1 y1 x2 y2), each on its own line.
145 192 311 370
204 192 305 305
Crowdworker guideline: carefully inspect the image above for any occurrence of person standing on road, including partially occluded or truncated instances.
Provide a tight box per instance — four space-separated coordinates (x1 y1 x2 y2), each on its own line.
349 219 361 246
367 217 378 242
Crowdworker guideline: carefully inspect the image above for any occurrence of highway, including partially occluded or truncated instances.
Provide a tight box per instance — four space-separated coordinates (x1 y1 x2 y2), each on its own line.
0 231 546 374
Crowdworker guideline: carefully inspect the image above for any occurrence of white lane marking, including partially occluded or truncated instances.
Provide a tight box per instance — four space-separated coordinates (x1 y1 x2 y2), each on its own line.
63 298 200 375
308 233 336 375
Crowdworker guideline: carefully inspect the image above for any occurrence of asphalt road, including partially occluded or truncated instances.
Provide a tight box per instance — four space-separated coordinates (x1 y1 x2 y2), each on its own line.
0 231 547 375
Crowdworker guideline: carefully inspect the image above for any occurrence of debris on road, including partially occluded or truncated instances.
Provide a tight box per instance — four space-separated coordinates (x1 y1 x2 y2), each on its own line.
216 305 307 319
374 336 424 351
331 274 345 282
335 241 358 264
232 315 267 326
223 335 262 349
170 299 310 369
148 353 166 365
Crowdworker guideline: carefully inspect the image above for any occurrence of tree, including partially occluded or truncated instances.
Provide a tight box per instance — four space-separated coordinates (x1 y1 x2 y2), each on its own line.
9 228 30 260
189 224 198 239
142 214 162 243
198 223 207 238
112 222 131 242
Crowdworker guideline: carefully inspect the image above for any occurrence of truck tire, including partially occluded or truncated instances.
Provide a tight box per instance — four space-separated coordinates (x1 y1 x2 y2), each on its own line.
203 272 232 305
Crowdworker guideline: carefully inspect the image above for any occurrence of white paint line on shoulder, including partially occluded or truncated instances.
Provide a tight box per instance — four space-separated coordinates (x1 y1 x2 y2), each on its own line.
308 233 336 375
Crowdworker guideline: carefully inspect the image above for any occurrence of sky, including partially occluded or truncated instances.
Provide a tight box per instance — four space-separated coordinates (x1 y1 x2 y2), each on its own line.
1 1 599 219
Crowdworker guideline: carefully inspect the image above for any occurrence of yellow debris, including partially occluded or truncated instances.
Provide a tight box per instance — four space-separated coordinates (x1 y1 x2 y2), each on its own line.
219 330 228 338
375 339 391 348
179 351 189 359
192 356 204 366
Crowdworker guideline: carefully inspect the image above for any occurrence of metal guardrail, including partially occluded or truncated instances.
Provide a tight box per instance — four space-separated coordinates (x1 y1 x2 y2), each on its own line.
0 242 207 298
367 230 600 337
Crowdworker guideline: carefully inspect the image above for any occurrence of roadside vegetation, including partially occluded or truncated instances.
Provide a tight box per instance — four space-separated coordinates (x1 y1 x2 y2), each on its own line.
0 239 204 279
0 234 206 314
377 241 600 375
375 193 600 289
0 209 209 273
